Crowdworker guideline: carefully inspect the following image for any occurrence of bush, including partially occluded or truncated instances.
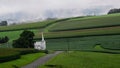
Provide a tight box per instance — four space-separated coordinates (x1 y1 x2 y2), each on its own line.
0 49 20 63
13 48 39 55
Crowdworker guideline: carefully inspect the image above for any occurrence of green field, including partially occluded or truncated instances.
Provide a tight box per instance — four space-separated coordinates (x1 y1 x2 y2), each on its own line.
0 29 40 42
40 51 120 68
48 13 120 31
0 13 120 50
45 35 120 50
35 26 120 39
0 11 120 68
0 20 55 32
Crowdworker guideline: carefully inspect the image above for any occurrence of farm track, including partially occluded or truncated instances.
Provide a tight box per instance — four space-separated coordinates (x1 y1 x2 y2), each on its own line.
22 51 63 68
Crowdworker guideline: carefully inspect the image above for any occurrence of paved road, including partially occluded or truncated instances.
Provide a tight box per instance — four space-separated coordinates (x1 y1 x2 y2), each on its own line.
22 51 63 68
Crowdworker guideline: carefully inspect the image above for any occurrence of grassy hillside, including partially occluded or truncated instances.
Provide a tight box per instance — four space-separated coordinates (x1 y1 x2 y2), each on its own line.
0 20 54 32
0 29 40 42
35 26 120 39
0 14 120 50
40 51 120 68
48 13 120 31
45 35 120 50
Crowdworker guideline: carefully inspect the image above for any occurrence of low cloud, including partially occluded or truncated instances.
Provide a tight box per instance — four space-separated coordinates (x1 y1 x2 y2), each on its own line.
0 0 120 23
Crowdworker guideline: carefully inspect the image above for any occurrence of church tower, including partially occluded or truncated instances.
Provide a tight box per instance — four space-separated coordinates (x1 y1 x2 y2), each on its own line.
34 32 46 50
42 32 45 41
41 32 46 50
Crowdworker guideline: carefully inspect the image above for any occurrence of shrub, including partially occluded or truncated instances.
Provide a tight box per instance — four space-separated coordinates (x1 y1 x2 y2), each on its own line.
0 49 20 63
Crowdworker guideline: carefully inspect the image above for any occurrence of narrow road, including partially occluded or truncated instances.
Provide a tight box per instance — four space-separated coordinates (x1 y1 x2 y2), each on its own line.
22 51 63 68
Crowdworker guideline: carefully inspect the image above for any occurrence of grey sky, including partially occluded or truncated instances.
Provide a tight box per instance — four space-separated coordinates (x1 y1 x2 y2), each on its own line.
0 0 120 23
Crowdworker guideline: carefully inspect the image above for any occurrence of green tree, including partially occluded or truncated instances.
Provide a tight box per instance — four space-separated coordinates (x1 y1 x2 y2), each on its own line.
108 8 120 14
12 30 35 48
0 21 8 26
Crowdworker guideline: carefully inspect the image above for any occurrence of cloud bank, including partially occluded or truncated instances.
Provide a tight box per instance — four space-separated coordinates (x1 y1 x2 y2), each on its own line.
0 0 120 24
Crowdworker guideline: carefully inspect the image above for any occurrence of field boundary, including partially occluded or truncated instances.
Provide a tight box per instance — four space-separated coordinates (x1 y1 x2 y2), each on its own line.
49 25 120 32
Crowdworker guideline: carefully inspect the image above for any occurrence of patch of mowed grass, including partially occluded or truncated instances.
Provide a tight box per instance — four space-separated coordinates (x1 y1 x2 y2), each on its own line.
40 51 120 68
49 13 120 31
0 52 45 68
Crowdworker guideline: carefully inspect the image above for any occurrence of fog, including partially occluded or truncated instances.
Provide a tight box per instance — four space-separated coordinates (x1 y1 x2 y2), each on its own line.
0 0 120 23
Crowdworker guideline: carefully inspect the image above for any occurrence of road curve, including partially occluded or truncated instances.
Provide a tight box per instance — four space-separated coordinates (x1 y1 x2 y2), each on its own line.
22 51 63 68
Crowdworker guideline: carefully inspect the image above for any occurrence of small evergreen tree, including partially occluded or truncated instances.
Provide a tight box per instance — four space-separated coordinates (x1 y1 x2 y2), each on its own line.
12 30 35 48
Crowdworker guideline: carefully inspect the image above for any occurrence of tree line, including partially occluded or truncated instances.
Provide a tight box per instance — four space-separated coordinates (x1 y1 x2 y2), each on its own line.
108 8 120 14
0 21 8 26
12 30 35 48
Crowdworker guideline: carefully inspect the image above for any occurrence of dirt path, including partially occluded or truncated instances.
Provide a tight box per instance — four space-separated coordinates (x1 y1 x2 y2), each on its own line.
21 51 63 68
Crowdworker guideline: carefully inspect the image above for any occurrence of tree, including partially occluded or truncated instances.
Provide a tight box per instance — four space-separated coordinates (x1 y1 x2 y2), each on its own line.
12 30 35 48
108 8 120 14
0 21 8 26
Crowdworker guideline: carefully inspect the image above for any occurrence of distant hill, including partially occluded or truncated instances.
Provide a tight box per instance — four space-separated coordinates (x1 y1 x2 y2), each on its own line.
0 13 120 39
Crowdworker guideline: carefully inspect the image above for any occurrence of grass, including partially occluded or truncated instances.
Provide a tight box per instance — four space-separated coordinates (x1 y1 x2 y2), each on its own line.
48 13 120 31
35 26 120 39
0 52 45 68
94 45 104 50
0 29 40 42
44 35 120 50
0 14 120 41
0 20 54 32
0 14 120 50
0 48 19 58
40 51 120 68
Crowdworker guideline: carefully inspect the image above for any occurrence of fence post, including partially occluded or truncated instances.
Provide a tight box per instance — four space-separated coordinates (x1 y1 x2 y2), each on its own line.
66 38 70 52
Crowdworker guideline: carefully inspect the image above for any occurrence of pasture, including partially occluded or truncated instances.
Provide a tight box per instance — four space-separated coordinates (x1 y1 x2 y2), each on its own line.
45 35 120 50
0 20 55 32
35 26 120 39
48 13 120 31
40 51 120 68
0 13 120 51
0 13 119 68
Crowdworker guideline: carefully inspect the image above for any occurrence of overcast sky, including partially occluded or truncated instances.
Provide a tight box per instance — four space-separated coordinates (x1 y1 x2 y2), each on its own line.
0 0 120 23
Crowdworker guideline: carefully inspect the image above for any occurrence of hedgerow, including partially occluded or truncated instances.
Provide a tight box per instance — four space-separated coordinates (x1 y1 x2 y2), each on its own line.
0 48 41 63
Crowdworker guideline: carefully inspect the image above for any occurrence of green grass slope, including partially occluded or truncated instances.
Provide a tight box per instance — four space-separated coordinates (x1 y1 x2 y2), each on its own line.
48 13 120 31
0 20 54 32
0 14 120 50
0 52 45 68
40 51 120 68
35 26 120 39
45 35 120 50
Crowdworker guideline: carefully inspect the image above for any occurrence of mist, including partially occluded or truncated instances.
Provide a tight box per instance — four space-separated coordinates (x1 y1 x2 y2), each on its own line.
0 0 120 24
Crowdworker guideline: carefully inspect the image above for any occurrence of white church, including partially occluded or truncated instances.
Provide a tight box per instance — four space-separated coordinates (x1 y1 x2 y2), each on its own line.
34 33 46 50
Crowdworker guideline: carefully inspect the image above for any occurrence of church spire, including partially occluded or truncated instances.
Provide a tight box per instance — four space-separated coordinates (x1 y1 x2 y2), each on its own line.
41 32 44 41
